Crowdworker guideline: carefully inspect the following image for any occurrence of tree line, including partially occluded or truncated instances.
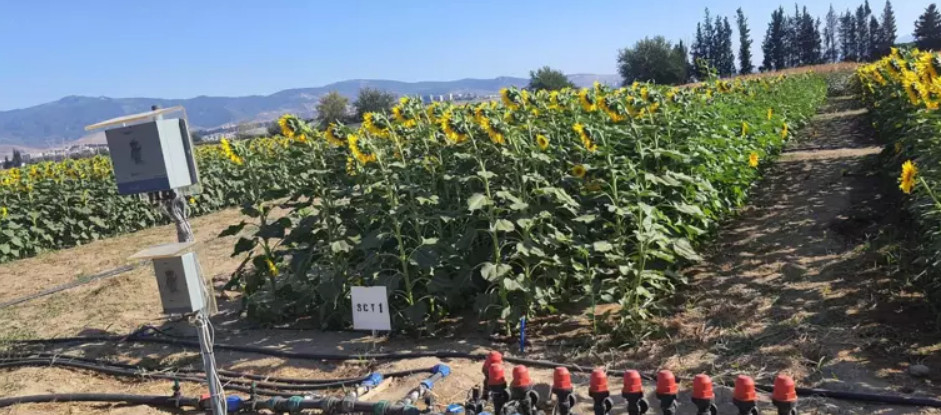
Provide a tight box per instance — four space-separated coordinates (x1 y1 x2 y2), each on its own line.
608 1 941 86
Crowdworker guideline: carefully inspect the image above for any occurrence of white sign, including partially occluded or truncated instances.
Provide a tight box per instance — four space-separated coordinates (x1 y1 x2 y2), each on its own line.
351 286 391 331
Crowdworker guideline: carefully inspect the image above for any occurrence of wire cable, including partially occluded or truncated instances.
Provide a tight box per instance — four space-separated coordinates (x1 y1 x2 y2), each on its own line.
12 335 941 408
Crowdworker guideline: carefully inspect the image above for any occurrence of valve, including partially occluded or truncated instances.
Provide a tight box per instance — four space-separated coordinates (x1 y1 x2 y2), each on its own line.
510 365 540 415
691 374 717 415
488 363 510 415
483 351 504 387
772 374 798 415
621 370 648 415
552 367 576 415
588 368 613 415
655 370 679 415
733 375 759 415
466 386 485 415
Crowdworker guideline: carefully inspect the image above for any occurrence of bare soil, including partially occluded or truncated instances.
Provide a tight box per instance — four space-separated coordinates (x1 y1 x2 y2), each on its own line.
0 96 939 414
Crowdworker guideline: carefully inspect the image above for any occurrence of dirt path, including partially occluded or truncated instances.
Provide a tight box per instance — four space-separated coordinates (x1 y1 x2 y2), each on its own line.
2 95 941 414
614 95 941 413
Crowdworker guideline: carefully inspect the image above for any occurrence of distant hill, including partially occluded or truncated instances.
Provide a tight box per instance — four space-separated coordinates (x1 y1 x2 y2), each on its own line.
0 74 621 149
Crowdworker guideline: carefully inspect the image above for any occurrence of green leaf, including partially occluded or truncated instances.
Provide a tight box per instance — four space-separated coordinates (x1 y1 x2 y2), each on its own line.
477 170 497 180
503 278 525 292
330 240 353 253
674 203 705 217
672 238 702 261
467 193 491 211
593 241 613 253
481 262 512 281
573 215 596 223
493 219 515 232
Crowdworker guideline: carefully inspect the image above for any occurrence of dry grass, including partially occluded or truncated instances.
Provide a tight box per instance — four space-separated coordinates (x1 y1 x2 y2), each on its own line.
681 62 860 87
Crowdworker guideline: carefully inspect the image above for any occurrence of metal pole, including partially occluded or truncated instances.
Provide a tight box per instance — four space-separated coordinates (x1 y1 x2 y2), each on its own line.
195 310 226 415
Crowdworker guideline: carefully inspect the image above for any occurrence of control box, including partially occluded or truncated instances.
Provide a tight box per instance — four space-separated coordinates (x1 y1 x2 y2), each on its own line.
151 252 205 314
106 118 196 194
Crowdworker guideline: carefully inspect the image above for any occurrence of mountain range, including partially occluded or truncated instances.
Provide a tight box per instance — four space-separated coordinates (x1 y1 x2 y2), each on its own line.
0 74 621 149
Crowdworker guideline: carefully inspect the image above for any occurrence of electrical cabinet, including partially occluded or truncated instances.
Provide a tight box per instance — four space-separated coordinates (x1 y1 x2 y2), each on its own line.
106 118 195 194
151 252 205 315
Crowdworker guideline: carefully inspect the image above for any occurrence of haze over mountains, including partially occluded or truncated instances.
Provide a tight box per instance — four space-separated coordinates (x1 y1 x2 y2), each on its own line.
0 74 621 149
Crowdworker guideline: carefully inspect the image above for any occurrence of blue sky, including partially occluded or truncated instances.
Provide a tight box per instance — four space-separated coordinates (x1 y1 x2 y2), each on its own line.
0 0 924 110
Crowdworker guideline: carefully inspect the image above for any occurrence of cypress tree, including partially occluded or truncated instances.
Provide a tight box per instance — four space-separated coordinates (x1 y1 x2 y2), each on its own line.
869 16 881 59
762 7 788 70
737 8 754 74
824 5 840 63
840 11 858 61
855 4 870 60
878 0 897 57
915 4 941 51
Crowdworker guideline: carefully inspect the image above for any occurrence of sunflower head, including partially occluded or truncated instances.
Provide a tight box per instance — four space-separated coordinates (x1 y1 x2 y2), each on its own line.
748 152 759 168
572 164 587 179
899 160 918 194
536 134 549 150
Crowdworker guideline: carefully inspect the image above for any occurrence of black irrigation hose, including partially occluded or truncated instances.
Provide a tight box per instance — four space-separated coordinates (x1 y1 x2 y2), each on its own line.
0 393 200 409
0 263 141 310
14 335 941 408
1 351 431 385
0 356 435 395
0 393 421 414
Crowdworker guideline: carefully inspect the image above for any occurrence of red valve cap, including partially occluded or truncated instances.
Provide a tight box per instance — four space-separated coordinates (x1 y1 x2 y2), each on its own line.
483 351 503 374
622 370 643 394
553 367 573 391
656 370 678 395
488 363 506 386
589 368 609 394
692 374 715 400
511 365 533 388
734 375 757 402
772 374 797 403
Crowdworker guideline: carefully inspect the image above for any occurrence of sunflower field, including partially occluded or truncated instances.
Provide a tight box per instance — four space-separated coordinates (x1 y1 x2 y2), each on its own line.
0 136 304 262
857 48 941 307
221 76 827 334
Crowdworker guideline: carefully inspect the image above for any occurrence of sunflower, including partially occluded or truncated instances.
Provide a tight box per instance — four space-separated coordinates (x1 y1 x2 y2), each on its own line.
741 122 749 137
500 88 519 110
266 257 278 276
578 89 597 112
363 113 390 138
767 108 773 120
220 138 243 165
748 152 759 168
1 207 7 219
899 160 917 194
549 90 562 110
348 133 377 164
278 114 296 138
573 123 598 152
536 134 549 150
188 196 196 206
781 122 789 139
324 123 345 146
572 164 587 179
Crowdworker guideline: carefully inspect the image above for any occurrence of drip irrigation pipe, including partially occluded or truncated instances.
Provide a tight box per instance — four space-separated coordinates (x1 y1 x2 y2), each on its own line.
0 356 434 394
0 393 423 414
0 393 200 409
0 352 433 385
14 335 941 408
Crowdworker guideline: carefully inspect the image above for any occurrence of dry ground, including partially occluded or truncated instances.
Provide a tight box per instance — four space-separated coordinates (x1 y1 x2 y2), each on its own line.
0 95 939 414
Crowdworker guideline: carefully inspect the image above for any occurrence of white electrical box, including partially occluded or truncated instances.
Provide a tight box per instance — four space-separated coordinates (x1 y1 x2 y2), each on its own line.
130 242 205 315
87 107 199 195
